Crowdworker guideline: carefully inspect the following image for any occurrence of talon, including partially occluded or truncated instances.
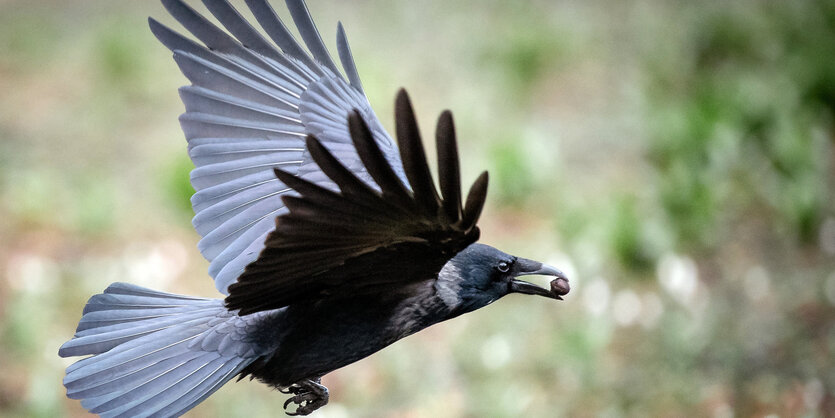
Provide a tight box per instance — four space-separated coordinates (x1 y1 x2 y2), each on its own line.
282 378 329 416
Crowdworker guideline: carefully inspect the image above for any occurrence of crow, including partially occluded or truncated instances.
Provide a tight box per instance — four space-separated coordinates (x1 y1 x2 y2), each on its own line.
58 0 570 416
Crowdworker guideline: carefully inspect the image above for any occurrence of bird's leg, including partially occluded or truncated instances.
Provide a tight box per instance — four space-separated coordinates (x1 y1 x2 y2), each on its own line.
282 378 329 416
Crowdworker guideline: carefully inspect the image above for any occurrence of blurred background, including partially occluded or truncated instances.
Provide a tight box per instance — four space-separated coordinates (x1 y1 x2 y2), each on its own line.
1 0 834 416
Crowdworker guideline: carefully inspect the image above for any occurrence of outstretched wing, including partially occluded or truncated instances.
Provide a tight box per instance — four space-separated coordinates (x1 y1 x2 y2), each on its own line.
152 0 402 295
226 91 489 315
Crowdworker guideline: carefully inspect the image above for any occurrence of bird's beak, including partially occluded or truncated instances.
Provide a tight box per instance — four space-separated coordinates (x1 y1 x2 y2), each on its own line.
509 258 570 300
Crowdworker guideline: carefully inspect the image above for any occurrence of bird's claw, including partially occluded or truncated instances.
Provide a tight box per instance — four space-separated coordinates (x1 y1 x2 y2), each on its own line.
279 384 306 395
282 379 329 416
283 392 326 416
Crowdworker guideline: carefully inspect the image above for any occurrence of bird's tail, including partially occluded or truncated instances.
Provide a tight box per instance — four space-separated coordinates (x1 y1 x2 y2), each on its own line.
59 282 264 417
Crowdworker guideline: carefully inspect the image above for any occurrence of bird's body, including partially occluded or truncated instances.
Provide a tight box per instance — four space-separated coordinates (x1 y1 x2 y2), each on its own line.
245 280 442 386
58 1 569 416
233 244 530 388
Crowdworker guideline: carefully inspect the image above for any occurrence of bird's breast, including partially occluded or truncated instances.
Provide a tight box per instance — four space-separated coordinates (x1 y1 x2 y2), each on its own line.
249 282 448 387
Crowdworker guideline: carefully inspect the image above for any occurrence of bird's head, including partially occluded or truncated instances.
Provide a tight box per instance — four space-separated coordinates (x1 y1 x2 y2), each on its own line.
436 243 570 316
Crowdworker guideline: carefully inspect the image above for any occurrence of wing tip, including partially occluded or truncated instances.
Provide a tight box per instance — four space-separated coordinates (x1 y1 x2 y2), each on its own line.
303 134 335 171
438 109 453 126
474 171 489 192
347 109 371 143
395 88 410 109
304 133 321 150
346 108 363 124
436 109 462 222
147 16 171 41
461 171 489 228
436 110 455 145
271 166 301 192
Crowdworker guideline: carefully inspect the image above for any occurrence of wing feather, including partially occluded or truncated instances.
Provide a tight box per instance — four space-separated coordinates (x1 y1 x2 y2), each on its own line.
226 91 488 315
243 0 323 76
462 171 489 228
285 0 341 75
436 110 463 223
201 0 284 62
154 0 398 294
179 86 303 124
161 0 243 53
395 90 441 217
348 113 413 208
336 22 365 94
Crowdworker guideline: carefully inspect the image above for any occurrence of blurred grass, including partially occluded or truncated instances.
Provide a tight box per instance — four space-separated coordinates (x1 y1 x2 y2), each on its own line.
0 0 834 417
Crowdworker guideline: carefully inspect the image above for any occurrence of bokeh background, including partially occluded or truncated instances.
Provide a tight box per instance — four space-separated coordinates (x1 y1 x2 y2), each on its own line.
1 0 834 416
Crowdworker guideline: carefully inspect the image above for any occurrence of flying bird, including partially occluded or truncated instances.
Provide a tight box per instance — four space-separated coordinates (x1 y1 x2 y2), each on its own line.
59 0 570 416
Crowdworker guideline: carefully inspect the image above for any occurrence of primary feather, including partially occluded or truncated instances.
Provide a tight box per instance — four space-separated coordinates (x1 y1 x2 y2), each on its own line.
151 0 400 294
226 95 487 315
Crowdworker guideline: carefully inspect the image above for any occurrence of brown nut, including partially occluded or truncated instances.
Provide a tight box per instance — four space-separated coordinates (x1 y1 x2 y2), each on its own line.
550 277 570 296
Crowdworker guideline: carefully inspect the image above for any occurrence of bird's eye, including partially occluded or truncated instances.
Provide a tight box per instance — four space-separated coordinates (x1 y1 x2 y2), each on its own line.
497 261 510 273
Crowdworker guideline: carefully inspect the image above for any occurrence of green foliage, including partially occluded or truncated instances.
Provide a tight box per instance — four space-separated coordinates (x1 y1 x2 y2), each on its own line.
96 24 143 83
483 26 567 99
608 195 655 272
646 1 835 249
488 139 536 207
477 4 570 102
2 169 117 235
159 153 196 222
72 174 119 234
92 16 157 102
0 9 60 69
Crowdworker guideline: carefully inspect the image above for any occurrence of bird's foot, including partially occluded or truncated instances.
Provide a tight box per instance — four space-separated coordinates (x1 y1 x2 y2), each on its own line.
282 378 329 416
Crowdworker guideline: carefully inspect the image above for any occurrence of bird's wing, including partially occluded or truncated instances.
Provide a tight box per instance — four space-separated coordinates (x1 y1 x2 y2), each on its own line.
226 91 489 315
151 0 402 294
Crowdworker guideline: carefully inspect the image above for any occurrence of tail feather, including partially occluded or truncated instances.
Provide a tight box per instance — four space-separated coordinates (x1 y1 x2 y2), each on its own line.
60 282 272 417
98 282 208 300
63 312 218 356
70 352 204 399
65 336 202 396
114 356 249 417
76 305 219 332
82 293 215 314
86 353 221 415
165 359 250 416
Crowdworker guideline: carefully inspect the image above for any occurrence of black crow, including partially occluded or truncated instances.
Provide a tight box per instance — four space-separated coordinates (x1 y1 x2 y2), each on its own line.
59 0 570 416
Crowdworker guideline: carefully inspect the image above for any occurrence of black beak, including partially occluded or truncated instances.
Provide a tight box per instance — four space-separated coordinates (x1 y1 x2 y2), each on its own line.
509 258 570 300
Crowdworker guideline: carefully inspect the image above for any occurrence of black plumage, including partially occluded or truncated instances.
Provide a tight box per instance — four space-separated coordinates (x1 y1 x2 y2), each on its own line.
226 92 488 315
58 1 569 416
